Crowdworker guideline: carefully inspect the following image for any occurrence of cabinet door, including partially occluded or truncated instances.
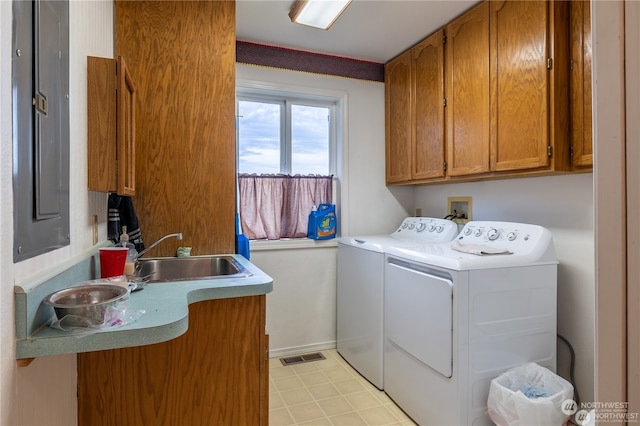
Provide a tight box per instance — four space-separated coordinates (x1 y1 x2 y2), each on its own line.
385 50 412 184
88 56 136 196
570 0 593 169
445 2 490 177
412 30 445 180
490 0 550 172
117 56 136 196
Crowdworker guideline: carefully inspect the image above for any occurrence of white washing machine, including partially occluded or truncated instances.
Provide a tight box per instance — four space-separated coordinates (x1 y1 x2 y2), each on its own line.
384 221 558 425
337 217 458 390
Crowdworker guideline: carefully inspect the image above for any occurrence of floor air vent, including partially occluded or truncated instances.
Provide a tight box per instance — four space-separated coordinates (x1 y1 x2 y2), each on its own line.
279 352 326 366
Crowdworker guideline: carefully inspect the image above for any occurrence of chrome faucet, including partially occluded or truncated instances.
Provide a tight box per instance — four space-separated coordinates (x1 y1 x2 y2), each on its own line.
137 233 183 258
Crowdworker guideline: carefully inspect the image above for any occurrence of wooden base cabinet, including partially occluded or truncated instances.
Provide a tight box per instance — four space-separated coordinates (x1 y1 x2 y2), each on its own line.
78 296 268 426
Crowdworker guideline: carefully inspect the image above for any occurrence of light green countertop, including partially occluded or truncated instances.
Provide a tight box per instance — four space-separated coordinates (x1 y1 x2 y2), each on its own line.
15 249 272 360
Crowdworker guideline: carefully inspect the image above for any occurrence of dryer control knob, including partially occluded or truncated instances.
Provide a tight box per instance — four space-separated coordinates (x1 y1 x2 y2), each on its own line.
474 229 483 237
416 223 426 232
487 228 500 241
428 224 436 232
507 232 517 241
436 225 444 233
464 228 473 236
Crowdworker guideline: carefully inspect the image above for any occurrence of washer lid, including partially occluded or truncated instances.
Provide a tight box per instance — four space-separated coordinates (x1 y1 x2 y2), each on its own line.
339 217 458 253
338 235 400 253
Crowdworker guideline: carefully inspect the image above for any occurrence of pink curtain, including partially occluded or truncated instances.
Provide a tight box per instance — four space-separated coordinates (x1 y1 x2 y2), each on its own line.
238 174 333 240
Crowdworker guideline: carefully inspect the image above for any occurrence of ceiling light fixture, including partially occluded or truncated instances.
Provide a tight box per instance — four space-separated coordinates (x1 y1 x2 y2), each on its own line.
289 0 353 30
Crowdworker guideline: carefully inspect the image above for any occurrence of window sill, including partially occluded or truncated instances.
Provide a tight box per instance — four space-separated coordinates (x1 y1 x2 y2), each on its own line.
249 238 338 252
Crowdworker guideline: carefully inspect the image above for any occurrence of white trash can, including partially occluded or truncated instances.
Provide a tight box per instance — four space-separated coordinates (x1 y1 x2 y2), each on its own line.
487 363 574 426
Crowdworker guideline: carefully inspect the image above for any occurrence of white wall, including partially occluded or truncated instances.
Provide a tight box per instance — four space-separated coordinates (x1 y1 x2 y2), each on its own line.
1 2 112 424
413 173 595 404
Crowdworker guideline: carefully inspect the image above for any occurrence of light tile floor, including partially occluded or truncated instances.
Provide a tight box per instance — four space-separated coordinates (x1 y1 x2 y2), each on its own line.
269 349 417 426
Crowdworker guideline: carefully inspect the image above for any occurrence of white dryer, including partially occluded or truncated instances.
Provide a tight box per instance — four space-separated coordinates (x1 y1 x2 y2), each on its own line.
337 217 457 390
383 221 558 425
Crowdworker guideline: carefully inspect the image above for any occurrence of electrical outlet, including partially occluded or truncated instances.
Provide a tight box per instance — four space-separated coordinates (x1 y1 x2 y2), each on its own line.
415 208 422 217
447 196 472 224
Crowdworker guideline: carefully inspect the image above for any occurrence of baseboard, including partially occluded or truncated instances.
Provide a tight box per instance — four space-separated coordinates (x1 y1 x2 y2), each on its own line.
268 340 336 359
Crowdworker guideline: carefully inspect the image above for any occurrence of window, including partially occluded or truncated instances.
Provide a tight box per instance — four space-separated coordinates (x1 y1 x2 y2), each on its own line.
236 89 338 240
237 93 335 175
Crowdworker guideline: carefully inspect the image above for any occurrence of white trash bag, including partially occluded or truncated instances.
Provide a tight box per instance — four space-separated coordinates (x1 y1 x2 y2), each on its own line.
487 363 574 426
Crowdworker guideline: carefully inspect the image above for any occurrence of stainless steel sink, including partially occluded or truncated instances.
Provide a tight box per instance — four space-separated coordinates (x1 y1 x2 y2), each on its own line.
134 255 252 283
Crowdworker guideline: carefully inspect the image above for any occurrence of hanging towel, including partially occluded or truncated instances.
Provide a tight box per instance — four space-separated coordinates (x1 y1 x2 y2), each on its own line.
108 194 146 253
450 239 512 256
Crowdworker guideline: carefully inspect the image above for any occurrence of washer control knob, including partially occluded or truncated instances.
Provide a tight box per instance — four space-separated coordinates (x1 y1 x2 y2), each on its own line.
401 222 408 229
464 228 473 236
507 232 517 241
436 225 444 233
416 223 426 232
408 223 415 230
487 228 500 241
474 229 483 237
428 224 436 232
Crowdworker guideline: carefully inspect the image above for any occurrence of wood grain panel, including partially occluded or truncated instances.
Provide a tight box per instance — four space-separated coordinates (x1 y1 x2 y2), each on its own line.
570 0 593 169
413 30 445 180
78 296 267 425
490 0 549 171
116 57 136 196
115 1 236 256
446 2 491 177
385 51 413 184
87 56 117 192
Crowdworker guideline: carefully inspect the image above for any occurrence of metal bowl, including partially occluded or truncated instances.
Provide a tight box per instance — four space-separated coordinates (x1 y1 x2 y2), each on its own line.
43 284 129 327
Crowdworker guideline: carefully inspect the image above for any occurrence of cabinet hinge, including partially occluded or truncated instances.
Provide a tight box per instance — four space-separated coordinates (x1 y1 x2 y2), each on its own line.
443 98 447 108
547 58 553 70
443 161 448 171
547 145 553 157
442 34 447 44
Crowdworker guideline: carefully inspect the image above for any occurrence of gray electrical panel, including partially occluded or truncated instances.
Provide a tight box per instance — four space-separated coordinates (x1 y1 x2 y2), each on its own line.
12 0 70 262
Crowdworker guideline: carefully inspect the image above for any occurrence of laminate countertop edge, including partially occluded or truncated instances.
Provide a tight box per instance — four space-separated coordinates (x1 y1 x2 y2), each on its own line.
15 253 273 360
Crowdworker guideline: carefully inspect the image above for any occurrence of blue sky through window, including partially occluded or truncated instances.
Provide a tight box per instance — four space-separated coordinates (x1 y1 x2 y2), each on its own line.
238 100 330 175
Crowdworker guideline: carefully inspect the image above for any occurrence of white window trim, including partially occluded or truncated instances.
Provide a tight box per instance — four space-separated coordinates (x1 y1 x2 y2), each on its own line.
236 79 350 249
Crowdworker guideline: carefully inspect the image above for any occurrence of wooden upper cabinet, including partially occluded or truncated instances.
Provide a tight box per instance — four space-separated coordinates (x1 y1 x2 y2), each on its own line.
413 30 446 181
570 0 593 169
489 0 569 173
385 50 412 184
445 2 490 177
386 31 445 184
117 57 136 196
385 0 573 185
88 55 136 196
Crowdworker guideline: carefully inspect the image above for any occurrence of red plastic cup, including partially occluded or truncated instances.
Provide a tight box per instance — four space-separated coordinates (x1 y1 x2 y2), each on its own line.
99 247 129 278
